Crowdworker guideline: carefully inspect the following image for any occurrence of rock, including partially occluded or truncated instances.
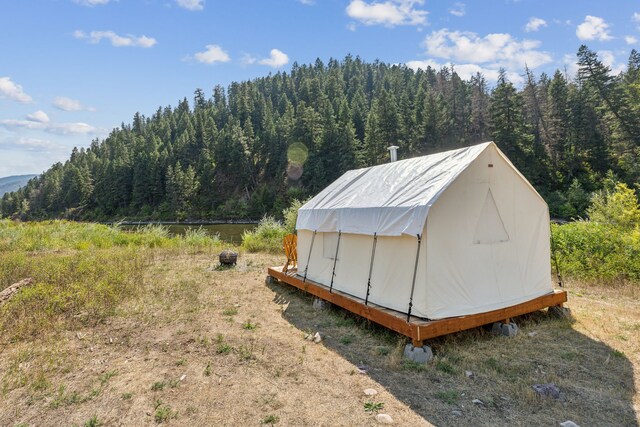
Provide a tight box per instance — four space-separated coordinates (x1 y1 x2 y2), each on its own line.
403 344 433 363
549 305 572 319
491 322 519 337
363 388 378 396
312 298 328 310
472 399 484 405
532 383 561 399
465 370 474 379
559 421 580 427
528 331 538 337
451 410 463 416
375 414 394 424
313 332 322 343
180 374 187 381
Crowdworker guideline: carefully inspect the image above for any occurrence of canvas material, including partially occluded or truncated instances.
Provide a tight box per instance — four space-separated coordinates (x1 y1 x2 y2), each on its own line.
296 143 553 319
296 142 493 237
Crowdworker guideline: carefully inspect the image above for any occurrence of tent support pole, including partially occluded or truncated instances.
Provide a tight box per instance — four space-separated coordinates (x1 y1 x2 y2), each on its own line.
406 234 422 322
302 230 316 283
364 233 377 306
550 227 564 287
329 230 342 293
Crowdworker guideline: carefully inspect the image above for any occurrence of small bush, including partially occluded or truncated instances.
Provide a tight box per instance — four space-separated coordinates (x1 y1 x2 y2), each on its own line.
241 216 287 254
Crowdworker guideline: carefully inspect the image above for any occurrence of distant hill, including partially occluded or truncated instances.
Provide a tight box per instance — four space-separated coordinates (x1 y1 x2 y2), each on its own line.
0 175 37 197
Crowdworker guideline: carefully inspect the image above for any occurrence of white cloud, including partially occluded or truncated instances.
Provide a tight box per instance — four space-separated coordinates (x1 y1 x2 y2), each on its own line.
525 17 547 32
53 96 96 112
406 59 523 84
0 137 64 152
175 0 204 11
598 50 625 75
346 0 427 27
449 2 465 17
74 30 157 48
193 45 231 64
0 77 33 103
576 16 612 41
258 49 290 68
0 119 99 135
298 0 315 5
633 12 640 23
346 22 358 31
562 54 579 78
421 29 552 69
26 111 50 123
73 0 111 6
625 35 638 45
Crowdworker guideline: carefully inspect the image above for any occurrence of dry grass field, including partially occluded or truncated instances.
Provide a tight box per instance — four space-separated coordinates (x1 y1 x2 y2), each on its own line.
1 249 639 426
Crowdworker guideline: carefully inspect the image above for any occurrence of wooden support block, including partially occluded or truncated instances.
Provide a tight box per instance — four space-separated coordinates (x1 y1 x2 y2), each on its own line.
267 266 568 343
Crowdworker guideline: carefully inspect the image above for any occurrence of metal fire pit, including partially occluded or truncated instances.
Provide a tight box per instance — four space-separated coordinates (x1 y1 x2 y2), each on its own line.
219 250 238 266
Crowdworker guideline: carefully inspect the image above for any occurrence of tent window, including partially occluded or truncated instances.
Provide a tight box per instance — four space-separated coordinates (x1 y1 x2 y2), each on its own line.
473 189 510 244
323 232 339 260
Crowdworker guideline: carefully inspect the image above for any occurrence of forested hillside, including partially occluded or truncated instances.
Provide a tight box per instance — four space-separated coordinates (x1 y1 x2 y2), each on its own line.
2 45 639 221
0 175 36 197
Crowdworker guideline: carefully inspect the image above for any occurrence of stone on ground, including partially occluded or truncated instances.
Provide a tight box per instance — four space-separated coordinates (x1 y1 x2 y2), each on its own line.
363 388 378 396
375 413 394 424
403 344 433 363
532 383 561 399
491 321 519 337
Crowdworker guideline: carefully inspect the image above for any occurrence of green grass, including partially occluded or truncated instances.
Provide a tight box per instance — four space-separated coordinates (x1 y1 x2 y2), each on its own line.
363 401 385 414
0 220 223 341
434 390 459 405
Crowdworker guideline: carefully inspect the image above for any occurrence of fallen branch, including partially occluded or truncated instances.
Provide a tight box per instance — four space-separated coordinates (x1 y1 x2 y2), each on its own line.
0 278 34 306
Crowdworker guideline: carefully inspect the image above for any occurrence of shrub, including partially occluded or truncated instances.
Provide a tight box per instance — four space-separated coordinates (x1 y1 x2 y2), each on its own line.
241 216 287 254
552 221 640 283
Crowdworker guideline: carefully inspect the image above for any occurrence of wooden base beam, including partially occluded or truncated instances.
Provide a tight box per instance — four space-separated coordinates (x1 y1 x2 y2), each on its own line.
267 266 568 343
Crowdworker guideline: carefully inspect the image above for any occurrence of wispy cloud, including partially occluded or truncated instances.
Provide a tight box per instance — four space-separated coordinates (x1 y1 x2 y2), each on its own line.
346 0 427 27
0 77 33 103
625 35 638 45
298 0 315 5
73 0 111 6
0 119 99 135
53 96 96 112
448 2 465 17
0 136 66 152
576 16 612 41
190 45 231 64
74 30 157 48
525 17 547 32
175 0 204 11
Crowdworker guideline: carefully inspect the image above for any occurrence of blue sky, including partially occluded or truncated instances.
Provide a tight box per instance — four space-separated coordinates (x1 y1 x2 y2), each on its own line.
1 0 639 177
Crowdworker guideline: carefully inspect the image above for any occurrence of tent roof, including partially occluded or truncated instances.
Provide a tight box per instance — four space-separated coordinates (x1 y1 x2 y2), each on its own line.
296 141 498 236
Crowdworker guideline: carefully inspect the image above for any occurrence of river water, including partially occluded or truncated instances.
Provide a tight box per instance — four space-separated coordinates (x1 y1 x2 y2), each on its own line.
119 223 257 244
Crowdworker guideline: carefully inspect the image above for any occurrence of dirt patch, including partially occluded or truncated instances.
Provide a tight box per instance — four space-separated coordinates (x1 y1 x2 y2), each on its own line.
0 252 430 426
1 252 638 426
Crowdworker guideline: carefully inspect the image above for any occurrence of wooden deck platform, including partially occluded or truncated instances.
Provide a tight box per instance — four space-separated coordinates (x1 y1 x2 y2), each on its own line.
267 266 568 346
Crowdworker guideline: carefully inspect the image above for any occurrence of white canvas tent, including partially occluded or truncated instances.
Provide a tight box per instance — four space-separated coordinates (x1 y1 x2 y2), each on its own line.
295 141 553 320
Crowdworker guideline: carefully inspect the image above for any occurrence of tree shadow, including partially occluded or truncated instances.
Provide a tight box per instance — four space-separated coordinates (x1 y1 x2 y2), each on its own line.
267 278 638 427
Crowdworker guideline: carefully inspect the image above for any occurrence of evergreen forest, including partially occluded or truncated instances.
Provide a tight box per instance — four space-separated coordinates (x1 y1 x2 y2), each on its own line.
2 45 639 221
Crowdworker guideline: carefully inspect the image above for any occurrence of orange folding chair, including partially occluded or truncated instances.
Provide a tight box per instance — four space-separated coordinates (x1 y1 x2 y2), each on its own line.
282 234 297 273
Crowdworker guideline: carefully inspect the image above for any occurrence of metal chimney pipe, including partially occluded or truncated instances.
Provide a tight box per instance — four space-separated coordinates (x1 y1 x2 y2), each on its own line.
387 146 399 162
